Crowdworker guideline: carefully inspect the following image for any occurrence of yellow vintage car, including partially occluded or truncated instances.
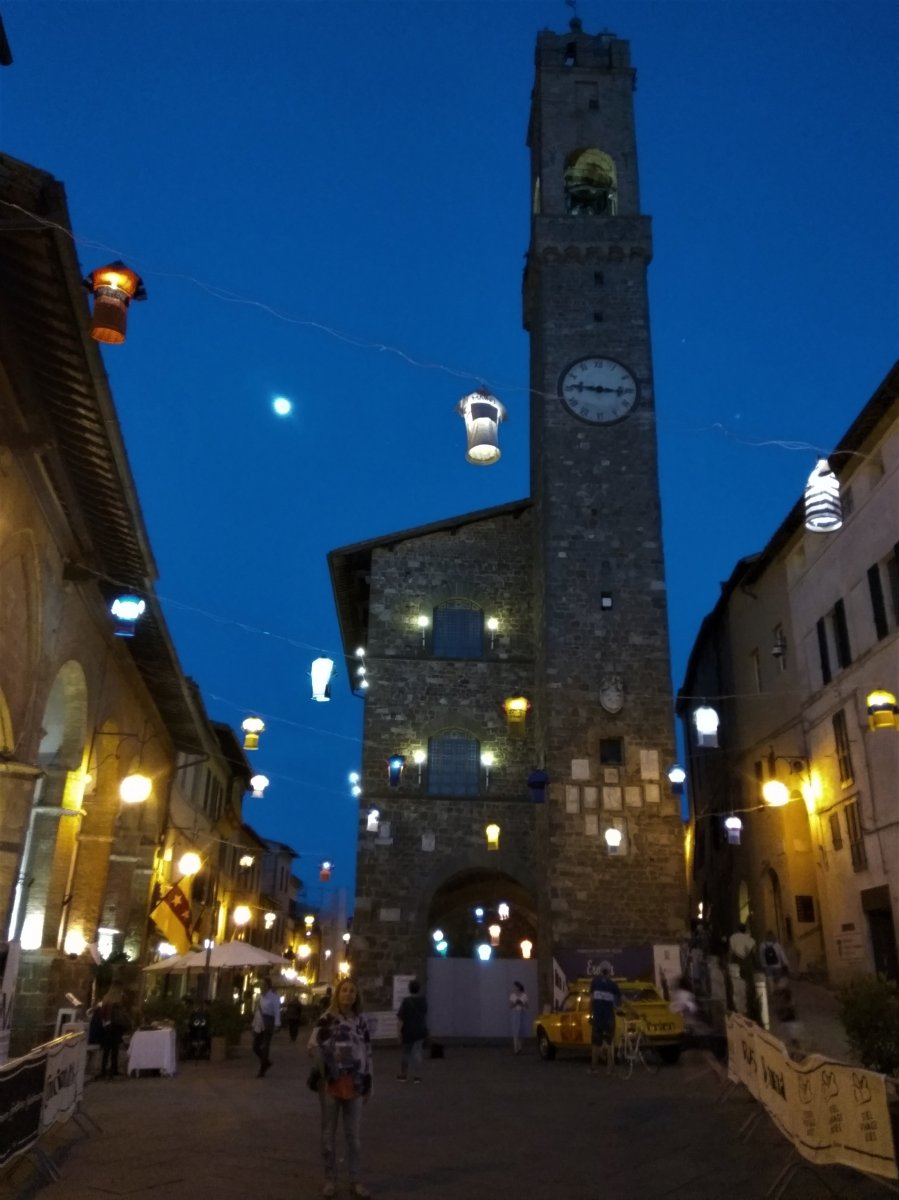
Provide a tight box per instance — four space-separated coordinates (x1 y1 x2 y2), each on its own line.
534 978 685 1064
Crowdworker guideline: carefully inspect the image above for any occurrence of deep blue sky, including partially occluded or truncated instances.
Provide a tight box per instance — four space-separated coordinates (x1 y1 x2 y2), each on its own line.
2 2 895 905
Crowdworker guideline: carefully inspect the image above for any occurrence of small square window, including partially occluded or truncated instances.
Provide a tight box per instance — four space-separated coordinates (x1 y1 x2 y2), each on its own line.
599 738 623 765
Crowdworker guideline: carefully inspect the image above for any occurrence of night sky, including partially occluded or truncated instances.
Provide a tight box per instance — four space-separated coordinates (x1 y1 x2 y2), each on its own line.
2 2 895 906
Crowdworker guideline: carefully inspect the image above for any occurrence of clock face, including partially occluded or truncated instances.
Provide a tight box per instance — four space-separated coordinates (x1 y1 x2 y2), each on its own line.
560 357 638 424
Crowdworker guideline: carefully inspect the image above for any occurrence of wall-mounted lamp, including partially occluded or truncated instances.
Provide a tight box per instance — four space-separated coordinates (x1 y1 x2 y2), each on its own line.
178 851 202 876
667 765 686 795
110 594 146 638
693 706 719 748
486 616 499 649
387 755 406 788
119 772 152 804
804 457 842 533
481 751 495 788
724 815 743 845
416 614 430 646
762 752 809 807
485 822 500 851
249 774 270 798
867 689 898 731
241 716 265 751
84 261 146 344
311 657 334 702
458 389 507 465
412 748 427 783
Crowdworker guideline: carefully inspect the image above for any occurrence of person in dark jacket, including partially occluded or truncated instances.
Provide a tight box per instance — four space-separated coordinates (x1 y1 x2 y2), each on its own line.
396 979 428 1083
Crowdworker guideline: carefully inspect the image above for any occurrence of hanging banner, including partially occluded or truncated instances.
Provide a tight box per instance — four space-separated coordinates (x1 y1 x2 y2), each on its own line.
0 1049 46 1168
41 1032 86 1132
726 1013 898 1180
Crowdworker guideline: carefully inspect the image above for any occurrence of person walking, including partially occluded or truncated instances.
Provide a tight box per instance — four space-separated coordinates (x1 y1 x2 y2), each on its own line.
308 978 373 1199
396 979 428 1082
285 995 303 1043
589 966 621 1074
94 984 131 1079
728 923 756 964
252 978 281 1078
509 980 529 1055
758 930 789 980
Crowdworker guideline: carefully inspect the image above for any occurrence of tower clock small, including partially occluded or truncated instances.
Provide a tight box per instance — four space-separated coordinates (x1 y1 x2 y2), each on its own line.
559 357 638 424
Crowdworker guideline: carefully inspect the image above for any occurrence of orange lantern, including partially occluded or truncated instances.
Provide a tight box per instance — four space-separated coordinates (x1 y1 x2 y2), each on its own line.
319 860 333 883
84 261 146 344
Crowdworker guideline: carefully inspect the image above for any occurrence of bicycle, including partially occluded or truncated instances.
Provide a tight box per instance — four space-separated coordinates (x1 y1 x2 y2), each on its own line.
615 1019 660 1079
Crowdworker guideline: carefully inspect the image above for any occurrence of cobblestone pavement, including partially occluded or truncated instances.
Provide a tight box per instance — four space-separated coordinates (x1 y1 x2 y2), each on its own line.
2 1037 893 1200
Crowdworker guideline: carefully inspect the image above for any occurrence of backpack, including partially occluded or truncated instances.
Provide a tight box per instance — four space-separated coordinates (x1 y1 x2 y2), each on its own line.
763 943 779 967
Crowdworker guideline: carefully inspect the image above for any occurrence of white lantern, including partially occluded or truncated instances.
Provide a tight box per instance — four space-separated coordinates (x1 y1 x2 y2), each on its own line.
457 389 507 465
604 826 623 855
520 938 533 960
249 774 270 798
804 458 842 532
178 851 202 876
311 657 334 702
366 807 380 833
724 815 743 845
693 705 719 748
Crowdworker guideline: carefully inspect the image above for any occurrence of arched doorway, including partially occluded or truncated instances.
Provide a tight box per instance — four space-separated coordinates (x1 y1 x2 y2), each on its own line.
424 868 537 1038
760 867 785 947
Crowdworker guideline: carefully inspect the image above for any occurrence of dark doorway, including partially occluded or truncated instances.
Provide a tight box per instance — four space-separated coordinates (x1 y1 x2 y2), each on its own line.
862 887 899 981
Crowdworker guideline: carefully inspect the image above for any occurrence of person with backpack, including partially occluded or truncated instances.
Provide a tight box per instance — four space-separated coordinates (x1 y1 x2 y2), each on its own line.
758 930 789 979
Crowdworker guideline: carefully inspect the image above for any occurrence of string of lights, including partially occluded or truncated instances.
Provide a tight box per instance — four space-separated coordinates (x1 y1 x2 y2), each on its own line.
0 197 865 468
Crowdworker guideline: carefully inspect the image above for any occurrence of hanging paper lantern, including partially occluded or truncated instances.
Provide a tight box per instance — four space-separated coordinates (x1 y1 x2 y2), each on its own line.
520 939 533 960
604 826 623 855
366 808 380 833
867 689 898 731
311 657 334 702
667 765 686 795
249 774 270 798
488 923 501 946
724 815 743 845
319 860 333 883
804 458 842 532
241 716 265 751
527 767 549 803
84 261 146 344
387 755 406 788
457 389 507 465
503 697 531 723
485 823 500 851
693 706 719 748
110 594 145 638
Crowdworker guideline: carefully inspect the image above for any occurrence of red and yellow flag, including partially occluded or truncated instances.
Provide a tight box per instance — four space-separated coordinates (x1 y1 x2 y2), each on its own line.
150 884 192 954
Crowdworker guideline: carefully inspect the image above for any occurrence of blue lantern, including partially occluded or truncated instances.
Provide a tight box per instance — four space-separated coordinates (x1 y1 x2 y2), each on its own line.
387 755 406 788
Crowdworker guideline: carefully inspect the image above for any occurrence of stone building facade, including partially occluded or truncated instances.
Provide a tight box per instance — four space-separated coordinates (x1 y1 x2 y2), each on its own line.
681 362 899 984
331 23 686 1014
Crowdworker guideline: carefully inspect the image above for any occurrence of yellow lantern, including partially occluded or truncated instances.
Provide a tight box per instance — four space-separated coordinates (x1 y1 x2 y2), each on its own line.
503 697 531 723
84 261 146 344
241 716 265 750
867 689 898 731
485 823 500 851
520 939 533 960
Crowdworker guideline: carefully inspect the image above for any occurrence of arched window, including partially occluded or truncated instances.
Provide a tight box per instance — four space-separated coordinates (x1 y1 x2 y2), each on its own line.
427 729 480 796
432 599 483 659
563 148 617 216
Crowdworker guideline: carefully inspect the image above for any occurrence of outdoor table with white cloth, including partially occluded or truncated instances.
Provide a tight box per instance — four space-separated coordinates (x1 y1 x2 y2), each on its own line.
127 1027 177 1077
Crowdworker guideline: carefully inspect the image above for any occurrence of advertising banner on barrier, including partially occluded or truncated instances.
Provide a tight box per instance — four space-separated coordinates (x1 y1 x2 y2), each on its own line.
726 1012 898 1180
0 1049 47 1168
41 1033 85 1131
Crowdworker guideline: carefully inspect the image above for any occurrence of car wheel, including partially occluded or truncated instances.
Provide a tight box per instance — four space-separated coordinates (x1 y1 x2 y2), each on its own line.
536 1028 556 1061
658 1045 682 1065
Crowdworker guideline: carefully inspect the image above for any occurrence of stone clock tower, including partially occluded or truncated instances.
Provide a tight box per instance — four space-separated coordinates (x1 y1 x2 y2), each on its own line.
330 21 685 1022
524 23 685 953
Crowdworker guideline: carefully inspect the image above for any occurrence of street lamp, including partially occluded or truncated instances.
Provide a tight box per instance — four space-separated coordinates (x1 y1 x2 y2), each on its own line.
119 773 151 804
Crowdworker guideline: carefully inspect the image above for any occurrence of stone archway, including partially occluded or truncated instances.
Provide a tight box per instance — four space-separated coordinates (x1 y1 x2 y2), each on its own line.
423 866 539 1039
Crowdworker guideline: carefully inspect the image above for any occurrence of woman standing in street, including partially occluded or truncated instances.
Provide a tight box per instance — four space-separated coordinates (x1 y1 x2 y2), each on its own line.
308 978 373 1199
509 980 529 1055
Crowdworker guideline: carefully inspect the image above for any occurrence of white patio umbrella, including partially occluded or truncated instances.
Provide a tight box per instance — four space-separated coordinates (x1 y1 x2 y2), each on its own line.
143 942 285 973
